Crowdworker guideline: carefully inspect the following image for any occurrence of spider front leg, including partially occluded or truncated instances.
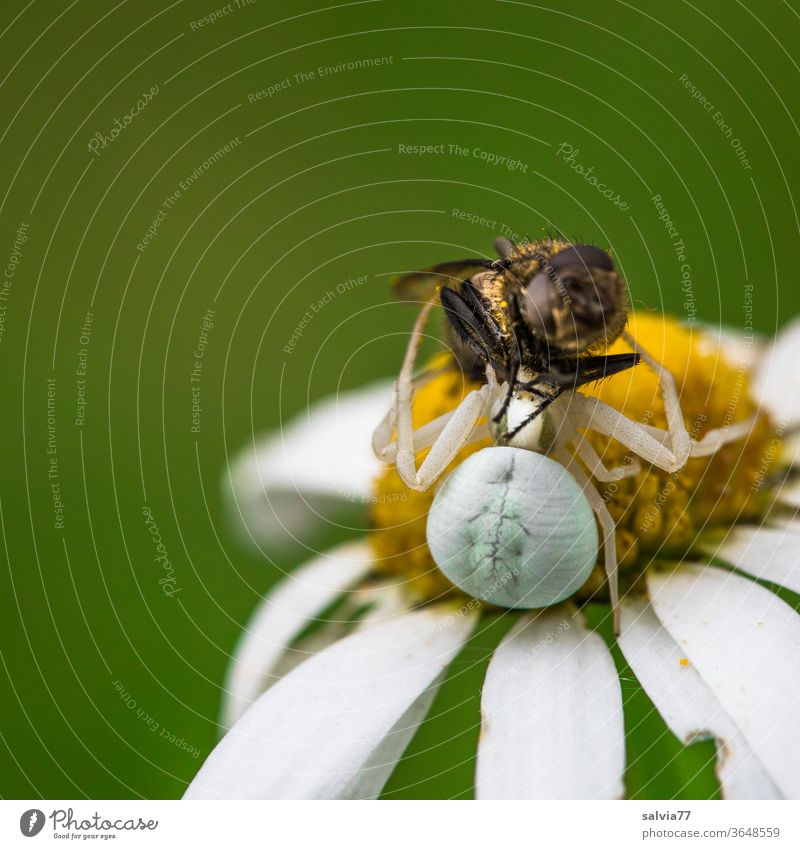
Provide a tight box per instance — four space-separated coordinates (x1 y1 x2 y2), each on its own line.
372 300 497 492
372 300 436 461
553 446 622 635
572 394 688 473
622 332 692 470
688 413 758 457
395 383 494 491
572 435 641 482
576 334 755 473
379 408 491 465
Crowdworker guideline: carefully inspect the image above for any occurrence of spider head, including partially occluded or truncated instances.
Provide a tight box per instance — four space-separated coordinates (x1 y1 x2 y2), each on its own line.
490 383 557 452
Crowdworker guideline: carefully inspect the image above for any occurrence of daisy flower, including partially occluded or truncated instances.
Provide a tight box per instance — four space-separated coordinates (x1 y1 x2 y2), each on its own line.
185 313 800 800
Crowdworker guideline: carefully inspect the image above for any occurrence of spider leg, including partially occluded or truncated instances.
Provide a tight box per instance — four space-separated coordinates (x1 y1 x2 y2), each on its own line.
396 383 493 491
371 367 446 460
619 331 755 465
572 435 641 482
689 413 758 457
622 332 691 468
485 361 499 389
553 446 621 635
372 405 396 460
628 412 756 458
572 394 684 472
380 409 491 463
372 300 437 461
374 301 499 491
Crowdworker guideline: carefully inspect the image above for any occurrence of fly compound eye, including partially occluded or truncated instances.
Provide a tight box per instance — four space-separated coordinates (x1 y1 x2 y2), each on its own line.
548 244 615 274
426 446 598 608
519 269 557 335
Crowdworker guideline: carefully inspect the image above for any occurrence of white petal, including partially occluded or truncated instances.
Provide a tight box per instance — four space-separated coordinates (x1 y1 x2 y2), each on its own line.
694 323 763 374
355 583 409 629
222 541 374 728
268 619 348 683
619 598 781 799
186 607 475 799
704 523 800 595
226 381 393 549
476 607 624 799
648 564 800 799
751 318 800 428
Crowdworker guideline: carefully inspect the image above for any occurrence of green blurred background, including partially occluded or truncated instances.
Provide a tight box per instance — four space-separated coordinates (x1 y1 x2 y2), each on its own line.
1 0 798 799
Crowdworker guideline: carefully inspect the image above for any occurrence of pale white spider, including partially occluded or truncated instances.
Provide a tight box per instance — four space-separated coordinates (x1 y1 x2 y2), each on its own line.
373 299 755 630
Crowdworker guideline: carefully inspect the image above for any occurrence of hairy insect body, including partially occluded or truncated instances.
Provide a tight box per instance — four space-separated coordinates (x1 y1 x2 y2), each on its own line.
437 239 631 385
395 238 641 441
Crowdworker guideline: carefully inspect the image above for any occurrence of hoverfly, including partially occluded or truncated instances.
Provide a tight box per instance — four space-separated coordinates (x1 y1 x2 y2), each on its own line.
389 236 639 444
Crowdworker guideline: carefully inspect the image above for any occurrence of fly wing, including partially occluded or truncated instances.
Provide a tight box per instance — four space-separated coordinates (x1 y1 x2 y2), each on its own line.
391 258 495 301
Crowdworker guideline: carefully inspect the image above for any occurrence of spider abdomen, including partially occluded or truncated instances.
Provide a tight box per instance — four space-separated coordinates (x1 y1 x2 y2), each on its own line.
426 447 599 608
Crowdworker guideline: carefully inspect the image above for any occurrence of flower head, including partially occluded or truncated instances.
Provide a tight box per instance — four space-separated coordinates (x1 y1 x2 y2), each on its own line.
186 315 800 800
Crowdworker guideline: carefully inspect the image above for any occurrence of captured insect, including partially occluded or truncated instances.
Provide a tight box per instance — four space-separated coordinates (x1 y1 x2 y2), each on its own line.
373 235 755 630
421 237 638 442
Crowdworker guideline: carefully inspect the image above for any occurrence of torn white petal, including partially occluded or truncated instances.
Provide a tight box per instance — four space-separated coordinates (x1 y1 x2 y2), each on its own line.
619 598 781 799
226 381 393 549
648 564 800 799
186 607 475 800
477 606 624 800
222 541 373 728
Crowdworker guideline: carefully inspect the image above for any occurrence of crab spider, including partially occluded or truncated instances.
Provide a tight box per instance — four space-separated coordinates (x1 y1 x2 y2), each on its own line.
373 301 755 632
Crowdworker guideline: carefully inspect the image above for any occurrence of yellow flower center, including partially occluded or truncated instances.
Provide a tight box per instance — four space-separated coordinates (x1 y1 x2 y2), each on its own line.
369 313 779 603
